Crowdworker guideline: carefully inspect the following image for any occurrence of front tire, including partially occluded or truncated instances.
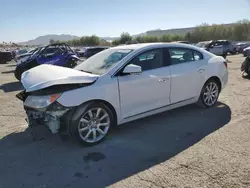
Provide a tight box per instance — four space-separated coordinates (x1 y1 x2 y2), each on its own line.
198 79 220 108
70 103 114 146
14 66 25 80
65 60 77 68
232 49 236 55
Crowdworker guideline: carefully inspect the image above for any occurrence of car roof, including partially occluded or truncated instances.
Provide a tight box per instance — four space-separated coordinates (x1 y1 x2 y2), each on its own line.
217 40 230 42
86 46 109 49
110 42 201 51
111 43 159 50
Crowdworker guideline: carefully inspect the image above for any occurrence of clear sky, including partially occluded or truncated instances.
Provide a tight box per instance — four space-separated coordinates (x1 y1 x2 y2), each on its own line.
0 0 250 42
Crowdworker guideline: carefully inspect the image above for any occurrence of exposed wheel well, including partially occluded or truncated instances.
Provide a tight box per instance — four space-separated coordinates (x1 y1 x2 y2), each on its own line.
205 76 222 92
82 99 118 125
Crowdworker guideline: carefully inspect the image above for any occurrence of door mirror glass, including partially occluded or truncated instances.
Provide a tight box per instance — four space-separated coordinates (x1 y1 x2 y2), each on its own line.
123 64 142 74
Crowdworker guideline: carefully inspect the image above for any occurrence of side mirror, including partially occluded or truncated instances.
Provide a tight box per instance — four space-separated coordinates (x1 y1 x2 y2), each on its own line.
123 64 142 74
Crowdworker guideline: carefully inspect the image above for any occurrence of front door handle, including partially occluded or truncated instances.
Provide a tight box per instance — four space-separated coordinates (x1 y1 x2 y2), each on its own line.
198 69 205 73
159 77 170 82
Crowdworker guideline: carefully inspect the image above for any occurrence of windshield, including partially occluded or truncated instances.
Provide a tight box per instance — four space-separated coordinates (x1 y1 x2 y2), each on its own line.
75 48 133 75
30 47 44 57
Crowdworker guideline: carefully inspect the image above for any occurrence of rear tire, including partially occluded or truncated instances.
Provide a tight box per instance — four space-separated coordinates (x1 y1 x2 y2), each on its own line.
198 79 220 108
70 102 114 146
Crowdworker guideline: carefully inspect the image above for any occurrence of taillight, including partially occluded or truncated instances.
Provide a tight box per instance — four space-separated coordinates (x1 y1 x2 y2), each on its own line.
223 61 227 68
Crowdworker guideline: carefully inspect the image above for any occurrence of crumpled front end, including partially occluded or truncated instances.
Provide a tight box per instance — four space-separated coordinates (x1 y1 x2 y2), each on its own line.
16 68 97 135
16 87 78 135
25 102 70 133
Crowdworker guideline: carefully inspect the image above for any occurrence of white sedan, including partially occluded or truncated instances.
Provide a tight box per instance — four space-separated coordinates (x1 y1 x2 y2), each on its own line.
18 43 228 145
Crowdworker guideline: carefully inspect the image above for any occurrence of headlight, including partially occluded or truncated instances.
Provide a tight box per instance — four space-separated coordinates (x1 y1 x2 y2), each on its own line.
24 94 61 109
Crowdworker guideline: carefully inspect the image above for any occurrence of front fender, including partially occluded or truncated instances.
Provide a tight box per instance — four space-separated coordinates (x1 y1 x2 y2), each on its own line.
57 76 121 123
68 54 81 61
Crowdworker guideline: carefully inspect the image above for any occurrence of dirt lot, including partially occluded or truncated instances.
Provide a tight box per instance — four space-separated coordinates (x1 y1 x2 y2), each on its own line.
0 55 249 188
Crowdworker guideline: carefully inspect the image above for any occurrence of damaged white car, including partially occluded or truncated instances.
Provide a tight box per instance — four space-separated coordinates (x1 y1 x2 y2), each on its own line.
17 43 228 145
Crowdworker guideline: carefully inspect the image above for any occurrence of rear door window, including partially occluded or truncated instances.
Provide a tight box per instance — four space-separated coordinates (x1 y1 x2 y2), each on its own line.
168 48 203 65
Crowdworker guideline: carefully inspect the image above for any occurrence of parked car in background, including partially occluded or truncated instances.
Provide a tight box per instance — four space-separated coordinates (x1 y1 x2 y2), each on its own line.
17 43 228 145
243 46 250 57
14 47 44 64
84 47 108 58
75 48 87 57
0 51 13 64
172 41 191 44
215 40 236 55
14 43 80 80
196 41 226 58
16 49 28 56
236 42 250 53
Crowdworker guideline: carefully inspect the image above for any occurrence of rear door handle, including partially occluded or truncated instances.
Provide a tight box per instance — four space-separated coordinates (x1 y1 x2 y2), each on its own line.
198 69 205 73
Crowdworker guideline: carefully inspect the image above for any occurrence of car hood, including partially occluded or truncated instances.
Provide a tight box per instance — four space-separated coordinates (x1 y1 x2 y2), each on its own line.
21 64 99 92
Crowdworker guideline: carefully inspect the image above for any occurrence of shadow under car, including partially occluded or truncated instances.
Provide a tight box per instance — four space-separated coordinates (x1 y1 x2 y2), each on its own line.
0 102 231 188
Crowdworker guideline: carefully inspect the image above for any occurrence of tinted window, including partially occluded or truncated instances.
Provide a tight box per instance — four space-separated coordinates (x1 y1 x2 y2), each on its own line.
169 48 194 64
129 49 163 71
87 48 104 55
96 48 105 53
193 50 203 60
169 48 203 64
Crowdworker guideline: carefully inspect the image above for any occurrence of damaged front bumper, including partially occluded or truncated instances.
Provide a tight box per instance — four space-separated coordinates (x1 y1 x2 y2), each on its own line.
25 104 70 133
17 90 72 134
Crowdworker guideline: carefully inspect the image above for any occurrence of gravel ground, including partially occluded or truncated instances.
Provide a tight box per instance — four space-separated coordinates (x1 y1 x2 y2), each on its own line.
0 55 249 188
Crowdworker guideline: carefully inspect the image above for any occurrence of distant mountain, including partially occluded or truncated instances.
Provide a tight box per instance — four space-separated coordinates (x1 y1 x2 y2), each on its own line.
18 34 79 45
18 24 234 45
101 37 119 42
141 27 196 37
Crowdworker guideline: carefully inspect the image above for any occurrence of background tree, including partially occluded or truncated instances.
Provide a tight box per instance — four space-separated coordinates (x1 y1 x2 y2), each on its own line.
120 32 132 44
46 19 250 47
49 39 55 44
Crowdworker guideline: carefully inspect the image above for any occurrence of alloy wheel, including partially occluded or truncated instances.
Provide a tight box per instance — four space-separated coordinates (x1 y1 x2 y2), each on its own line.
78 108 110 143
203 82 219 106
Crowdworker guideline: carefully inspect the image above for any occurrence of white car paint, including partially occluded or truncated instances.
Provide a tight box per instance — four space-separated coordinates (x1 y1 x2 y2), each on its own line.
21 64 99 92
118 66 171 118
22 43 228 126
